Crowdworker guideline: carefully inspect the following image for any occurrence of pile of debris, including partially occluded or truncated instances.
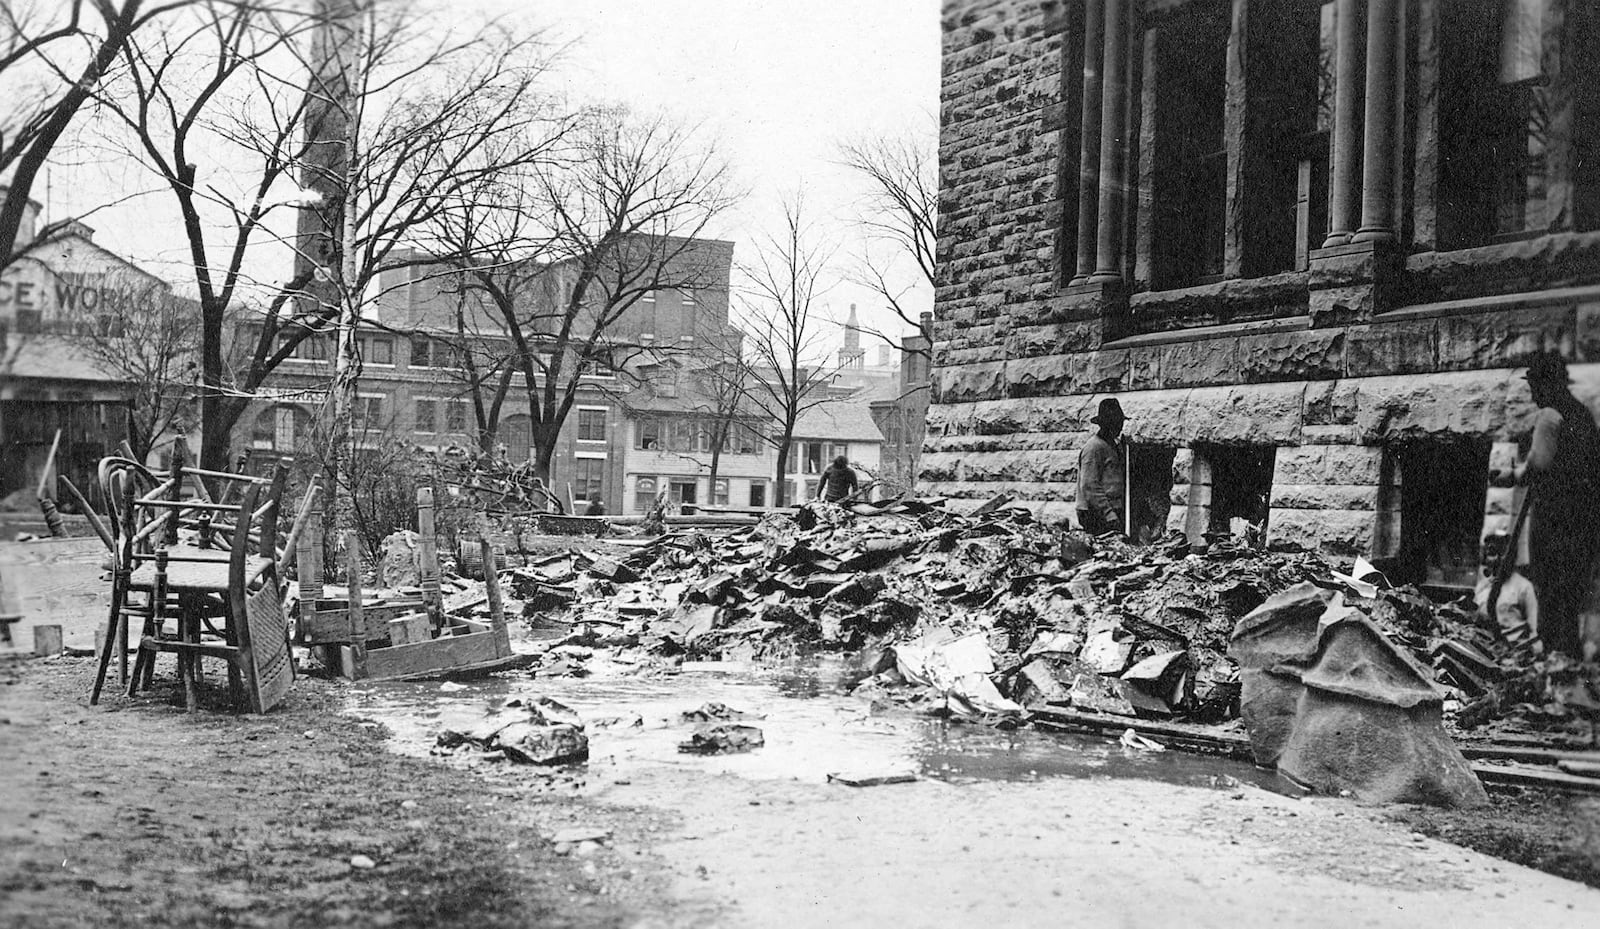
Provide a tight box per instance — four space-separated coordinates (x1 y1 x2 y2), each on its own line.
492 496 1600 749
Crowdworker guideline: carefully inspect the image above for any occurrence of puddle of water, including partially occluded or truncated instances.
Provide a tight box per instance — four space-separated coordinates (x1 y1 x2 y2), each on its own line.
346 658 1292 794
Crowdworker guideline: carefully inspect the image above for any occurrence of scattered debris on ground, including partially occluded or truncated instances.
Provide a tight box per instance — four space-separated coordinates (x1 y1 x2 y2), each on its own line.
457 495 1600 800
434 696 589 765
678 723 766 755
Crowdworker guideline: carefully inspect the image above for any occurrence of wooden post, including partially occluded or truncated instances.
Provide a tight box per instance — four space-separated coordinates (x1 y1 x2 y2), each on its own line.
164 439 186 548
298 491 324 604
58 476 113 552
480 536 509 653
417 487 443 633
344 531 368 680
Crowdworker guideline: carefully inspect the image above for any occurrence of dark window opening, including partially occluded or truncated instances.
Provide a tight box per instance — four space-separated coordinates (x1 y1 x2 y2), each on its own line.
1438 0 1559 248
1128 445 1177 543
1199 444 1276 537
669 480 697 506
1394 440 1489 589
749 482 766 507
1246 1 1323 276
1151 2 1229 289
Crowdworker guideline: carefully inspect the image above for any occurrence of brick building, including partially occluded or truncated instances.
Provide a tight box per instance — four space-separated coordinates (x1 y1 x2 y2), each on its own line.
931 0 1600 587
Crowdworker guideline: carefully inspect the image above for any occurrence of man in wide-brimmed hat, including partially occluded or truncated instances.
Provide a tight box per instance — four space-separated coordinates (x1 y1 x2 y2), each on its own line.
1077 397 1126 535
1513 352 1600 658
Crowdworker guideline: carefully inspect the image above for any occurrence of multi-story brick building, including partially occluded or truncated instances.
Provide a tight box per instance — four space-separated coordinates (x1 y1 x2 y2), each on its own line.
247 236 884 514
931 0 1600 588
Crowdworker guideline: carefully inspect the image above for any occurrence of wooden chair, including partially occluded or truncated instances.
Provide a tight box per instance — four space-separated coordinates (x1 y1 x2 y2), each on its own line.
91 439 289 710
126 481 293 712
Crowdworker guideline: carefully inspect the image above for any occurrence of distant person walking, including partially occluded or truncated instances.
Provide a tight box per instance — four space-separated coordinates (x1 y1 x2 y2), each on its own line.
817 455 858 503
1515 353 1600 658
1077 398 1127 535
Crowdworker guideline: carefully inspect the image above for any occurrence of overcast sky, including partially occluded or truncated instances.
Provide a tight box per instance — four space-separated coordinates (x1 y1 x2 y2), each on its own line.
42 0 940 357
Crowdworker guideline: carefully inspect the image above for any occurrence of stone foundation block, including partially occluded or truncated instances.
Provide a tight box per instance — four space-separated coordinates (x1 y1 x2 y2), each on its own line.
1271 444 1383 486
1269 508 1375 558
1270 483 1379 512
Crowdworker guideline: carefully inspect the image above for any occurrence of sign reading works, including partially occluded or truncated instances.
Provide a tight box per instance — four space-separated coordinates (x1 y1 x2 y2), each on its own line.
0 258 174 334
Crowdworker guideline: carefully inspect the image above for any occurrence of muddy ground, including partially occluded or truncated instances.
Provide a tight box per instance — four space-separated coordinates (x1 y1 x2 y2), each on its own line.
0 657 697 929
5 537 1600 927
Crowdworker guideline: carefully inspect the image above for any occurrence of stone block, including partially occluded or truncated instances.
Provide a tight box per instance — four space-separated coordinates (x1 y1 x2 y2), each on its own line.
1435 305 1574 372
1270 483 1379 511
1271 445 1383 486
1237 329 1345 384
937 361 1008 402
1345 321 1437 378
1159 339 1237 389
1303 380 1360 426
1184 383 1307 446
1351 370 1528 442
1268 508 1375 558
1006 354 1074 398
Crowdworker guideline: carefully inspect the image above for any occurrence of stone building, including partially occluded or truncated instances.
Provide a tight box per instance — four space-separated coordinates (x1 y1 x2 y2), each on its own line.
930 0 1600 587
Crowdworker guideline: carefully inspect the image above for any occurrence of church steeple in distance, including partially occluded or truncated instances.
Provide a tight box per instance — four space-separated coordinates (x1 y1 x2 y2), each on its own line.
839 303 865 369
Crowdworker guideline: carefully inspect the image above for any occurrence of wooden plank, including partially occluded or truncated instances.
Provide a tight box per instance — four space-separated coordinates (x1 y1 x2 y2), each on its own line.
362 630 502 681
1031 707 1257 760
1472 762 1600 796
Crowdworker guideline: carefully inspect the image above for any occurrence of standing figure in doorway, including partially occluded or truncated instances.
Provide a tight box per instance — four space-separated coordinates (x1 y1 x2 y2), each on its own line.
1077 398 1127 536
1515 353 1600 658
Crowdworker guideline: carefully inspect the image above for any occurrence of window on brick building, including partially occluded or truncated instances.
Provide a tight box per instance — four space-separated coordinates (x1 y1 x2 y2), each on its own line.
713 478 729 506
749 481 766 507
501 415 532 460
573 457 604 504
415 399 436 433
446 401 468 434
576 407 607 442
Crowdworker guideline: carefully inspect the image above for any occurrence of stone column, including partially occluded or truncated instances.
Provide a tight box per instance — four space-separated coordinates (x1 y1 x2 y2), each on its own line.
1322 0 1366 247
1353 0 1400 244
1070 0 1105 285
1089 0 1128 284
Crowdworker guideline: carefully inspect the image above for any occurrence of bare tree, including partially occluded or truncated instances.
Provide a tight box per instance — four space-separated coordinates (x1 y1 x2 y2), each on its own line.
736 193 842 506
0 0 192 270
429 107 737 485
94 0 332 475
836 128 936 359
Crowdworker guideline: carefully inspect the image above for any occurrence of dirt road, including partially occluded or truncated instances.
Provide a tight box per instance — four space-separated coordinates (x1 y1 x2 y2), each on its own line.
4 537 1600 927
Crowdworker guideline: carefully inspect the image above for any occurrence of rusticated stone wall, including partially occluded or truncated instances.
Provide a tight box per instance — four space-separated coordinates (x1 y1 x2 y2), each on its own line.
931 0 1600 558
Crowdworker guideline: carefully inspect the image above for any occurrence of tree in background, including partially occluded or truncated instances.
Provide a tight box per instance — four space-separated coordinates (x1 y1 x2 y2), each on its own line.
836 127 936 360
428 107 736 485
735 193 842 506
0 0 191 271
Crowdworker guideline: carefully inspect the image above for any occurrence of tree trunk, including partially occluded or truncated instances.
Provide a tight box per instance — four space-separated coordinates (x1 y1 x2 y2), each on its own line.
774 430 794 506
530 421 558 485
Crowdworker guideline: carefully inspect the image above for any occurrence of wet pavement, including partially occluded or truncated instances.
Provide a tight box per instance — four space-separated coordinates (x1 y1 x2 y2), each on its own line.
349 656 1293 793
